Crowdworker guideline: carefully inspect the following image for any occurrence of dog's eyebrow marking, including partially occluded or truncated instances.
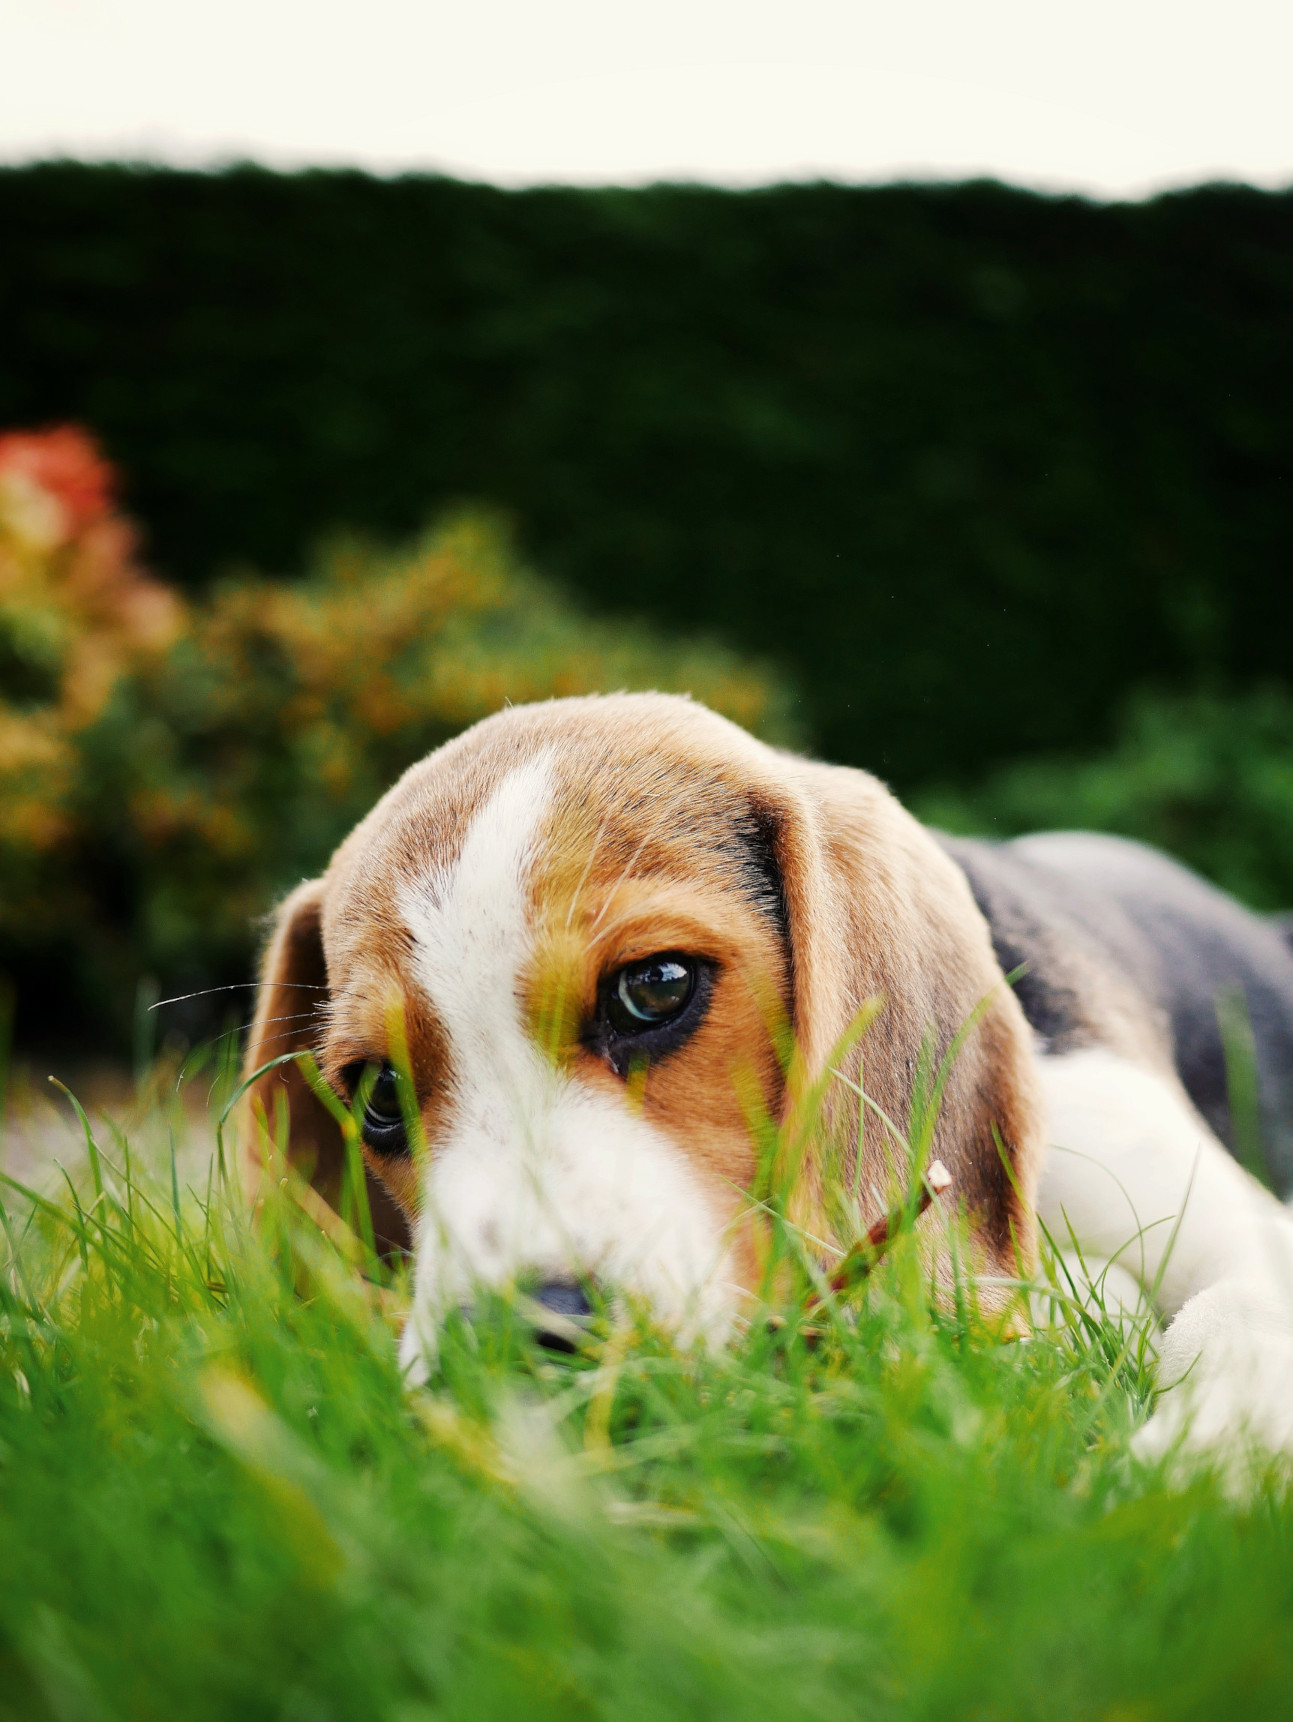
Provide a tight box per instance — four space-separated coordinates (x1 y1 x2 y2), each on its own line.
398 752 555 1084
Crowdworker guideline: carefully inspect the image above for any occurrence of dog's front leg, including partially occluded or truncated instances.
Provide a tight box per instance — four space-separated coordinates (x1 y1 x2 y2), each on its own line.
1035 1047 1293 1467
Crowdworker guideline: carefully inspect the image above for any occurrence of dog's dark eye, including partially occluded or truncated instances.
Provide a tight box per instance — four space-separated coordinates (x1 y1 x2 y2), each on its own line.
361 1063 408 1155
607 956 695 1034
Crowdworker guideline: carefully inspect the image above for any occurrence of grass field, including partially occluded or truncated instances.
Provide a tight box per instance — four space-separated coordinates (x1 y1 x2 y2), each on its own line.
2 1052 1292 1722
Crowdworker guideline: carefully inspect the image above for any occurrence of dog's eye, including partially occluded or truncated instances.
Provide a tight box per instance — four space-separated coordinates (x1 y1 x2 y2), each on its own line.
607 956 695 1034
361 1062 408 1155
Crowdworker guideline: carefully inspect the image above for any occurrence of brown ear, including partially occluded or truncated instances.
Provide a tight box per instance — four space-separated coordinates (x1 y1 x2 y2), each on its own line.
242 878 411 1255
755 758 1042 1297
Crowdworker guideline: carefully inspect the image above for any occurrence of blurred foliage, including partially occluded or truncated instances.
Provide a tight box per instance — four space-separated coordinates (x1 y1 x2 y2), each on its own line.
5 1068 1288 1722
915 687 1293 910
0 425 181 933
0 428 793 1050
1 166 1290 786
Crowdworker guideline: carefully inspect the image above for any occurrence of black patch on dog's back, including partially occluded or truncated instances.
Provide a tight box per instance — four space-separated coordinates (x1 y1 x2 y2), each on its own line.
941 831 1293 1196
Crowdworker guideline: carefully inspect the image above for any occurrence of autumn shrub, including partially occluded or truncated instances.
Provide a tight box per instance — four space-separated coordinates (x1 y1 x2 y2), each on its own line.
0 427 181 954
0 428 795 1049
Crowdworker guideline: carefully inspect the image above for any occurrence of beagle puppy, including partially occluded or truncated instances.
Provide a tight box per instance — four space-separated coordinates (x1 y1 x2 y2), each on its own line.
244 693 1293 1460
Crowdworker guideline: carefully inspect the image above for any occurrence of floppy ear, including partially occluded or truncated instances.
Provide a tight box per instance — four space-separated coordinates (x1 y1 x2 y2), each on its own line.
242 878 411 1255
753 757 1043 1296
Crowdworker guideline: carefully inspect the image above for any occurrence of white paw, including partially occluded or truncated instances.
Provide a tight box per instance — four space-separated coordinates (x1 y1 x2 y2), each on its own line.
1134 1280 1293 1467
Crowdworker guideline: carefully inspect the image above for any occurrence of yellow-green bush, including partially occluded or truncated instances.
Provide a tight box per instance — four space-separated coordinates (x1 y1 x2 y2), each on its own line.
915 687 1293 912
0 428 795 1048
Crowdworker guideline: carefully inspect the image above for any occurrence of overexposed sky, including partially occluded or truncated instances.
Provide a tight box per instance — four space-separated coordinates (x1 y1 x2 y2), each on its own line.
3 0 1291 199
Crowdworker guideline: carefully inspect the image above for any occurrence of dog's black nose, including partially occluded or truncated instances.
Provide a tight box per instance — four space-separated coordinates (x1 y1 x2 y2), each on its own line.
529 1280 593 1352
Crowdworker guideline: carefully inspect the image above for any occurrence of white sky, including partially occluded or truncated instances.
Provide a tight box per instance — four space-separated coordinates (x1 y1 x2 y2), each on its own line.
3 0 1291 200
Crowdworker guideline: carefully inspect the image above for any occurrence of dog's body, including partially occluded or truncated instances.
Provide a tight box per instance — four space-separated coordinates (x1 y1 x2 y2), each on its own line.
245 694 1293 1460
945 831 1293 1191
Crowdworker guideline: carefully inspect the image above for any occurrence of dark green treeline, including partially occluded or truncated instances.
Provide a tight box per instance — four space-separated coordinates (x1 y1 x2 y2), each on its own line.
3 164 1290 786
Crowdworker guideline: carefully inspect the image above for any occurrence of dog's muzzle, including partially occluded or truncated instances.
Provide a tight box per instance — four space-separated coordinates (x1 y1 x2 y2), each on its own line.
527 1280 594 1352
456 1279 595 1353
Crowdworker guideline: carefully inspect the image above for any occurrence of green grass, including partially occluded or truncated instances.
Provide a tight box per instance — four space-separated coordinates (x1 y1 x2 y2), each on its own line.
2 1060 1292 1722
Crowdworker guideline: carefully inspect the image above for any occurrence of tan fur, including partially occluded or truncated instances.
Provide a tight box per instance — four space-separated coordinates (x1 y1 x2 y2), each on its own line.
243 693 1043 1309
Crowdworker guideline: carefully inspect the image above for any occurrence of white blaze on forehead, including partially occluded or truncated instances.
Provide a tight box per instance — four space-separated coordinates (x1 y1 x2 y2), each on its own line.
396 753 739 1380
399 750 556 1091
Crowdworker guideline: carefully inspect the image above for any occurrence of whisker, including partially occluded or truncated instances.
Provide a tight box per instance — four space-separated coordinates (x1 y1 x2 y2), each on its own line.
173 1012 320 1065
160 1009 334 1096
150 982 329 1011
587 832 652 934
169 1019 326 1099
564 816 608 933
238 1026 326 1058
197 1031 331 1109
237 1011 326 1044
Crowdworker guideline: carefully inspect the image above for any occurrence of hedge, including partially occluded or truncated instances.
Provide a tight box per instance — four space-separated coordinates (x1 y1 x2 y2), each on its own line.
3 165 1290 788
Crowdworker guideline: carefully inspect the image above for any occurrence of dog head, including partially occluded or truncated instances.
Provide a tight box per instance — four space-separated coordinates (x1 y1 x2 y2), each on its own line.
243 693 1041 1374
